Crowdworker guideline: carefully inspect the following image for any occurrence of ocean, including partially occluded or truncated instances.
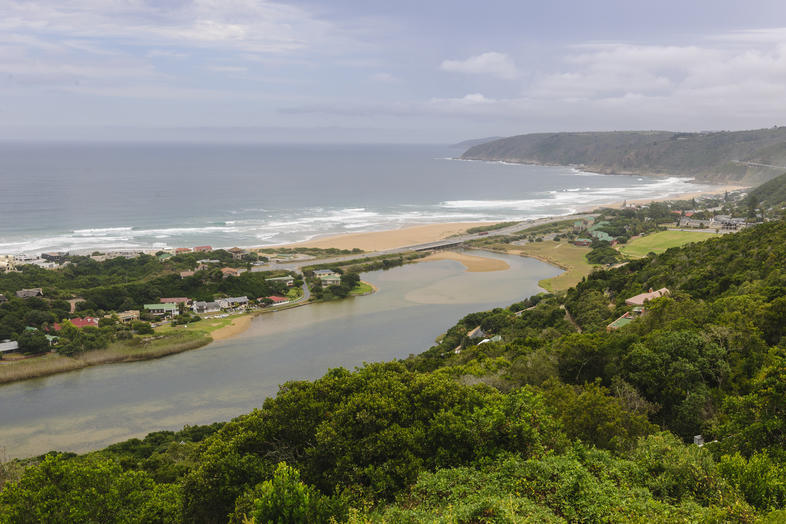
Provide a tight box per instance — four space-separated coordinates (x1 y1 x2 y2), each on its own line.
0 142 712 254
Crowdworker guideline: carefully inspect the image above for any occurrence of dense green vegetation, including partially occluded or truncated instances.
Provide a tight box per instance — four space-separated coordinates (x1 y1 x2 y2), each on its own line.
750 171 786 210
0 252 293 344
4 220 786 521
462 127 786 184
465 222 518 234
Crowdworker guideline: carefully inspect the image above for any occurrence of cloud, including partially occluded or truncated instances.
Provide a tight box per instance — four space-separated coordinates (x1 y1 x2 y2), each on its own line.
440 52 518 79
371 72 397 83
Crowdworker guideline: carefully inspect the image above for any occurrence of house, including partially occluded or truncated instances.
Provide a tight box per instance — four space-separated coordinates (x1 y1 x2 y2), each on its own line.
158 253 173 261
313 269 337 277
144 303 179 317
267 275 295 286
0 340 19 354
221 267 241 278
625 288 670 306
572 238 592 247
265 295 290 305
197 259 220 264
0 255 15 272
175 247 192 254
217 296 249 309
0 294 7 303
16 288 43 299
193 301 221 314
193 245 212 252
53 317 100 331
41 251 68 263
111 310 140 323
228 247 246 260
180 271 196 279
467 326 485 339
320 275 341 286
195 264 209 272
161 297 190 306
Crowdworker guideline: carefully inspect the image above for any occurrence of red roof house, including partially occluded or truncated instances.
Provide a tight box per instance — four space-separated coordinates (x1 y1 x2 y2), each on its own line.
160 297 190 305
193 246 212 252
175 248 192 254
266 296 289 304
53 317 100 331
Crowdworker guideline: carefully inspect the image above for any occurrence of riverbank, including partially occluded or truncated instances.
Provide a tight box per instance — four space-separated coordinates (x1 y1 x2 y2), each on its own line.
0 331 211 385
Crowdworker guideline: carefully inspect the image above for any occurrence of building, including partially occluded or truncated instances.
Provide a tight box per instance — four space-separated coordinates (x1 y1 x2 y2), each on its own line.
193 245 212 252
467 326 485 339
53 317 100 330
175 247 192 254
16 288 43 299
625 288 670 306
160 297 190 305
158 253 173 261
0 294 7 303
0 340 19 354
217 296 249 309
572 238 592 247
180 271 195 279
320 275 341 286
197 259 220 264
267 275 295 286
0 255 15 272
265 295 290 305
193 301 221 314
221 267 241 278
228 247 246 260
144 303 179 317
111 310 140 323
313 269 337 277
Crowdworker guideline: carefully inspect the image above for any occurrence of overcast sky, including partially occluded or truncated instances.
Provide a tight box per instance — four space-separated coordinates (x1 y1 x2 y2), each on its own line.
3 0 786 142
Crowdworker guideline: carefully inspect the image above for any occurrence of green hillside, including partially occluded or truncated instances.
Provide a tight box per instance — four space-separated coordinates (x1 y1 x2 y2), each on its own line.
462 128 786 184
4 221 786 522
750 171 786 208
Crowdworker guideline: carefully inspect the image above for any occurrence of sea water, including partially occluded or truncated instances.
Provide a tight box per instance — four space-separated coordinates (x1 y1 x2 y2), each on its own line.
0 142 712 254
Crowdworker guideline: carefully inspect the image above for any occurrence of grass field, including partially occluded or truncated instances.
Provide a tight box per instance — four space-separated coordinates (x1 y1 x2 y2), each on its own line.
350 281 375 296
620 230 719 258
504 240 595 292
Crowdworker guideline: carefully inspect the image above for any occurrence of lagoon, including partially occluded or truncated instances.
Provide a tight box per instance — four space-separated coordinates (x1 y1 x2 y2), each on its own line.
0 251 560 458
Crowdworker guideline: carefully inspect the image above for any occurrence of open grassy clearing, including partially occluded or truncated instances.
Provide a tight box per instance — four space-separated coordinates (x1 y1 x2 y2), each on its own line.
499 240 595 292
620 230 719 258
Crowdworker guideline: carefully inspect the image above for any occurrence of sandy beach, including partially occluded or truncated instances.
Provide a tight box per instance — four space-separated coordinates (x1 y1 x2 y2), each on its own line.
265 184 748 253
276 222 494 252
210 315 252 341
421 251 510 272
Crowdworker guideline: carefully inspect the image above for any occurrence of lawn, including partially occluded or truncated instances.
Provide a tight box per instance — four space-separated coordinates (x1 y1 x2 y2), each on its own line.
350 281 375 296
620 230 719 258
506 240 595 292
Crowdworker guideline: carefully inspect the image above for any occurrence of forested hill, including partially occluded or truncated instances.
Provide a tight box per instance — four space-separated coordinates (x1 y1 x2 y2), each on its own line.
4 221 786 522
750 171 786 208
461 127 786 184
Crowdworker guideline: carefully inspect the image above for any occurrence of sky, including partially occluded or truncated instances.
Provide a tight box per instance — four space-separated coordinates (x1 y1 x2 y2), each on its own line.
2 0 786 143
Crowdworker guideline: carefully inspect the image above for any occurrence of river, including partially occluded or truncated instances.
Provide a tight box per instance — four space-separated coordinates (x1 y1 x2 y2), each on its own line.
0 252 560 458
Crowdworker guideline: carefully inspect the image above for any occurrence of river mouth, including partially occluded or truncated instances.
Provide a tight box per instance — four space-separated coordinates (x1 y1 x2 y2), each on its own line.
0 251 560 459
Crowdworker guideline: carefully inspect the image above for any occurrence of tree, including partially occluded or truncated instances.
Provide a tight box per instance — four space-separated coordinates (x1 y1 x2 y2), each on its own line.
235 463 346 524
0 454 179 523
17 329 50 354
131 320 154 335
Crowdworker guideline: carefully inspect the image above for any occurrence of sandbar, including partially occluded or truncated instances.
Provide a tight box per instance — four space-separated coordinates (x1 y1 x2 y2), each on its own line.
276 222 495 252
421 251 510 272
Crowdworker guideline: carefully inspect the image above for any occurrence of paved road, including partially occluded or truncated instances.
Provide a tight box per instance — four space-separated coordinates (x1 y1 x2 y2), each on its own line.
265 214 597 273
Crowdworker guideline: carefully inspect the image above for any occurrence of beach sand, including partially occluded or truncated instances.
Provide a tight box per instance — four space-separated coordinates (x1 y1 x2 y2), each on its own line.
278 222 494 252
421 251 510 272
210 315 252 341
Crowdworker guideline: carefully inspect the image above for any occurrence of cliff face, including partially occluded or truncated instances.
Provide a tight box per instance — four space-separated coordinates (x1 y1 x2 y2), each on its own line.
461 128 786 184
